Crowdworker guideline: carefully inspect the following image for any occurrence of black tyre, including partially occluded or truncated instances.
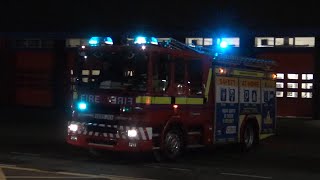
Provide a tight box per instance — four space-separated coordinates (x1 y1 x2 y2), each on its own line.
163 128 184 160
241 122 258 151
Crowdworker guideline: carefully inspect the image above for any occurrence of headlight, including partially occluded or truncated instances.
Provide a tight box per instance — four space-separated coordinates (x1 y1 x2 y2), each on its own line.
128 129 138 138
68 124 78 132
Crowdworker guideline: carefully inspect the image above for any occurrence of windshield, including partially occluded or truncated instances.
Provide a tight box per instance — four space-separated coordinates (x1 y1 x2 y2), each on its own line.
75 48 148 92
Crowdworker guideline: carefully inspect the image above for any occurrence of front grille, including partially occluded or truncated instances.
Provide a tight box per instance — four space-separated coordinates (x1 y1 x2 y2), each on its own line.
88 104 120 114
87 138 117 146
86 125 118 134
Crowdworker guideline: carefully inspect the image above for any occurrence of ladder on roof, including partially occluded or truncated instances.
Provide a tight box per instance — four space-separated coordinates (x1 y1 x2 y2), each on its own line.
164 38 277 69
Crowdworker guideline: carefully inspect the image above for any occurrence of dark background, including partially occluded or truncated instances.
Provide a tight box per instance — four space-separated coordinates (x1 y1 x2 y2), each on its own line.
1 0 319 32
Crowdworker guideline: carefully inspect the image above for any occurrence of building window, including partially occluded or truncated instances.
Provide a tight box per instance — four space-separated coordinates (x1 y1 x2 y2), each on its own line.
275 37 294 46
28 39 41 48
301 83 313 89
186 38 203 46
277 73 284 79
14 39 53 48
66 38 89 47
276 91 283 97
287 74 298 80
294 37 315 47
157 38 170 43
92 70 100 76
287 92 298 98
275 38 284 46
82 70 90 75
204 38 213 46
287 83 298 89
41 40 54 48
220 37 240 47
276 82 284 88
255 37 274 47
302 74 313 80
301 92 312 98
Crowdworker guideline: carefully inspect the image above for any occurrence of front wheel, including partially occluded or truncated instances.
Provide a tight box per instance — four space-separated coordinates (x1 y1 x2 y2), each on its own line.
163 128 184 160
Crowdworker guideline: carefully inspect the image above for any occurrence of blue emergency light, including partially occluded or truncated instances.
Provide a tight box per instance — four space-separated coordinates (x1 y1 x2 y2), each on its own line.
89 36 113 46
134 36 147 44
219 41 228 48
134 36 158 45
89 37 100 46
150 37 158 45
217 38 228 49
78 102 87 110
104 37 113 45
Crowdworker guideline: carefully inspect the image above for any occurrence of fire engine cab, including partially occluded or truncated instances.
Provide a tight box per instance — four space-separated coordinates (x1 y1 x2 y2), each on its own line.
67 36 277 160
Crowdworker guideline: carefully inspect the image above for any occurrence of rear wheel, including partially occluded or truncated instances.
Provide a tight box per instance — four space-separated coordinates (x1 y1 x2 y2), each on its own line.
241 122 258 151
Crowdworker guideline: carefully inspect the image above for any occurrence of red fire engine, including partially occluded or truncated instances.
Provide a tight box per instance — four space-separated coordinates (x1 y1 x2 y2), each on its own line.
66 36 277 160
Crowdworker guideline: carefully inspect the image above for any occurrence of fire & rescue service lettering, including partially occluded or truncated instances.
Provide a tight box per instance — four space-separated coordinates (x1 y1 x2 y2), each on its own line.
80 94 134 105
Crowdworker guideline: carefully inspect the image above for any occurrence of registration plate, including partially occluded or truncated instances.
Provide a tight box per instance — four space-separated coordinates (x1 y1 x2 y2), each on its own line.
94 114 114 120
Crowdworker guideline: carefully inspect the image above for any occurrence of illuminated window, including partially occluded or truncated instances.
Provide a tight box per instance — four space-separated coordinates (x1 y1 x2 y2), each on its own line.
276 91 283 97
255 37 274 47
287 74 298 80
204 38 213 46
287 83 298 89
287 92 298 98
276 82 284 88
275 38 284 46
294 37 315 47
301 92 312 98
302 74 313 80
186 38 203 46
82 77 89 83
221 37 240 47
66 38 89 47
92 70 100 76
157 38 170 43
301 83 313 89
275 37 294 46
277 73 284 79
82 70 90 75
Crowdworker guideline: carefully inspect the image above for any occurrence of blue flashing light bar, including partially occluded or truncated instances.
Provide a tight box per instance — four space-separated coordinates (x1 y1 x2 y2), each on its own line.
89 37 100 46
134 36 147 44
150 37 158 45
104 37 113 45
134 36 158 45
88 36 113 46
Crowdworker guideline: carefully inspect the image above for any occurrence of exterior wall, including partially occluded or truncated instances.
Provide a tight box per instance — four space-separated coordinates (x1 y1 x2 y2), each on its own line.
15 50 55 107
257 52 315 117
0 39 72 108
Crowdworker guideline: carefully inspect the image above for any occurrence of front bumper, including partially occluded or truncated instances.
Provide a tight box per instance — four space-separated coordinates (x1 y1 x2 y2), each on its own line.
66 126 153 152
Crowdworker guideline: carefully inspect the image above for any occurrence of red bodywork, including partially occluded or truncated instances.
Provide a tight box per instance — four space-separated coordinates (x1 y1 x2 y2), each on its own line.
66 45 214 152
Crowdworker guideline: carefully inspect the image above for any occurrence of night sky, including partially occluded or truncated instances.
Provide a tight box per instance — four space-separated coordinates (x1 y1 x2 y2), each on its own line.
1 0 319 33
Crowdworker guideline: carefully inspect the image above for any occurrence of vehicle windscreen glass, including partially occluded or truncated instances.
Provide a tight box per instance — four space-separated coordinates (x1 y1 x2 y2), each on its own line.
76 49 148 92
